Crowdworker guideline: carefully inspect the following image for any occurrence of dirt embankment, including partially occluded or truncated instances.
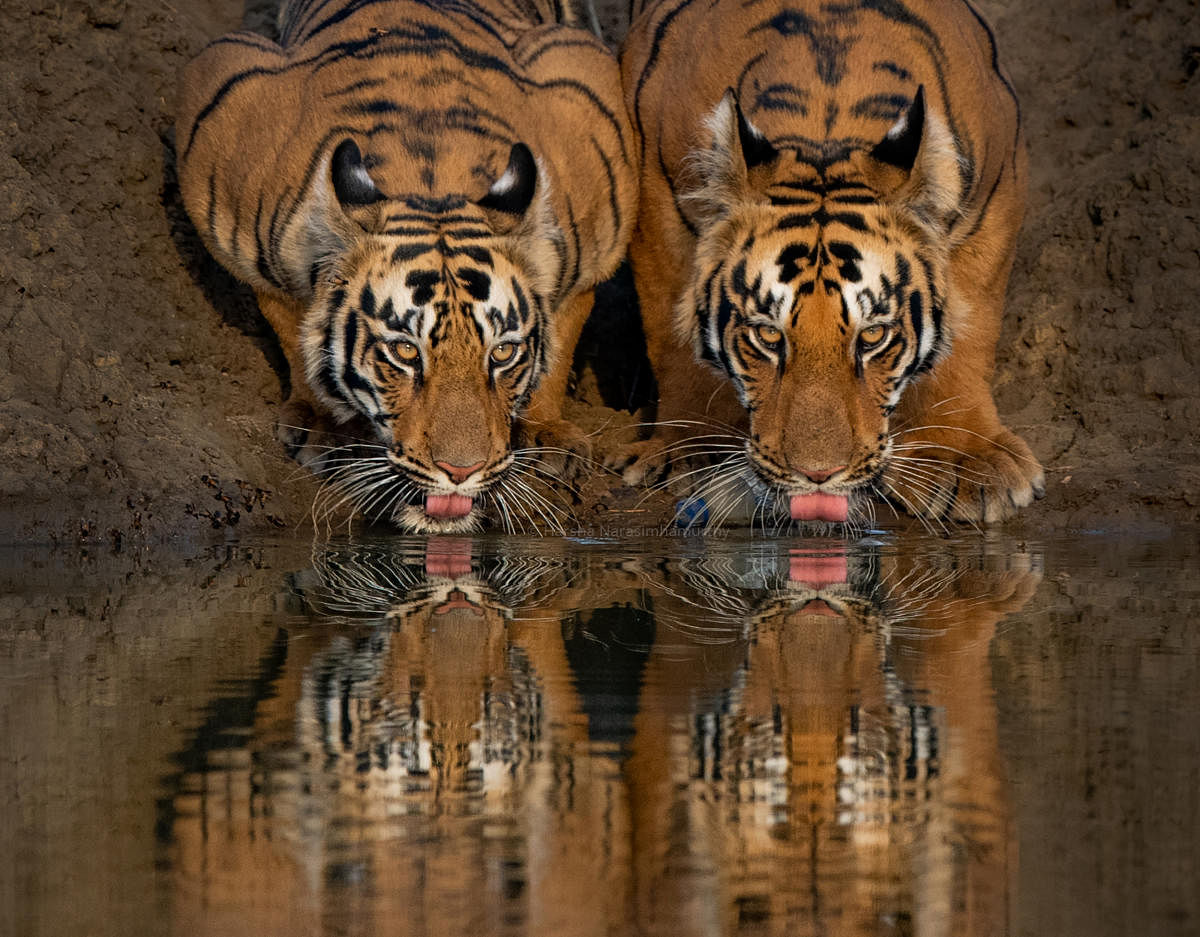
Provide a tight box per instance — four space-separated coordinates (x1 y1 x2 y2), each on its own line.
0 0 1196 544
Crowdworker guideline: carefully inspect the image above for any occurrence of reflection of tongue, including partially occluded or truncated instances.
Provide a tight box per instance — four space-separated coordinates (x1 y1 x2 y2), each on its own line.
789 552 849 587
425 494 474 519
425 538 473 578
790 493 849 523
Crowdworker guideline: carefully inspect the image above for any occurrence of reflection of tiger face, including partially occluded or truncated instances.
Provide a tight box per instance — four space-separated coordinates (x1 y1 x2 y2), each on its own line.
622 0 1043 527
176 0 635 533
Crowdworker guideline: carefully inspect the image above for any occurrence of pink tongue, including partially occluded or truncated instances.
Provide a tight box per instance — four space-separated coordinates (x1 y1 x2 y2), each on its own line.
790 493 850 523
424 494 474 519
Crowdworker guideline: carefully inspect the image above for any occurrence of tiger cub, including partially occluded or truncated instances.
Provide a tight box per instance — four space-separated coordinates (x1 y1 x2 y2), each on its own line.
618 0 1043 526
176 0 635 532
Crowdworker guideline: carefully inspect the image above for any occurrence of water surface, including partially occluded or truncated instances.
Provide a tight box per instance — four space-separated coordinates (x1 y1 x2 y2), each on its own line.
1 532 1197 936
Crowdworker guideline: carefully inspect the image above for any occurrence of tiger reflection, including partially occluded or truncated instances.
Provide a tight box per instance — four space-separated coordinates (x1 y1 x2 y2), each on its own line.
165 540 607 936
162 540 1038 936
629 544 1039 936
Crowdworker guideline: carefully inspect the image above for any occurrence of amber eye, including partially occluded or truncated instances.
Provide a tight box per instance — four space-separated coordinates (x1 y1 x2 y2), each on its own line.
390 340 420 363
754 324 783 346
858 324 888 349
490 341 519 364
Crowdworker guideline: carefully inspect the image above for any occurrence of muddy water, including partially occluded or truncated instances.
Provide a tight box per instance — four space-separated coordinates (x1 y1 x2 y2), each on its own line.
1 532 1197 937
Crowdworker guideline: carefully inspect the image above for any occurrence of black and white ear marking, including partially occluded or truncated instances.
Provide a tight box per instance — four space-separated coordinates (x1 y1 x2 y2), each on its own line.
332 138 384 207
734 94 779 170
478 143 537 216
869 85 926 172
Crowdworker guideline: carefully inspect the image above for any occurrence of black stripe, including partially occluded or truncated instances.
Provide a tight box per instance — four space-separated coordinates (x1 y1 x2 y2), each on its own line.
318 302 347 404
906 289 924 377
341 313 376 397
444 244 493 266
253 194 282 289
715 283 737 375
632 0 704 188
564 198 582 291
518 35 604 67
851 93 912 122
359 282 376 319
205 171 217 241
590 136 621 255
457 267 492 302
392 242 434 263
185 66 276 158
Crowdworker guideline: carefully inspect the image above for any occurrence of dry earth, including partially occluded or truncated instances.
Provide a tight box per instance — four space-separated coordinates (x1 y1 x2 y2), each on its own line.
0 0 1197 544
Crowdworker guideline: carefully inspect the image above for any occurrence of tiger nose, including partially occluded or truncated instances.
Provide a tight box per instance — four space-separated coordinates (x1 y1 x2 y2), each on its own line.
801 465 847 484
435 460 486 484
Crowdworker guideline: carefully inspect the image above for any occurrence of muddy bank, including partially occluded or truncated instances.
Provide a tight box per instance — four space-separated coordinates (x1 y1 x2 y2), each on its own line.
0 0 1196 544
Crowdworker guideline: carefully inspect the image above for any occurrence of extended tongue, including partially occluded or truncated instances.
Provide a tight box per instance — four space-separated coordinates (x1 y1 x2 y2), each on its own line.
424 494 474 519
790 493 850 523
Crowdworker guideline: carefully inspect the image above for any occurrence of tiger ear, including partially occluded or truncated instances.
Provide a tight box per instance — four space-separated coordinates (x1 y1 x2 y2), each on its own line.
869 85 925 174
479 143 537 218
733 93 780 172
330 138 387 237
861 86 960 229
483 144 562 298
331 139 385 207
679 89 778 231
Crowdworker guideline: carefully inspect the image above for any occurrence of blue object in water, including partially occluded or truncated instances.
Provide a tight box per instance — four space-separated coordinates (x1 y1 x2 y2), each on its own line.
675 497 709 528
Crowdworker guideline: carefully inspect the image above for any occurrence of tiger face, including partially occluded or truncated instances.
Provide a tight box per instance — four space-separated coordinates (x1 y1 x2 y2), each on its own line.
300 140 560 533
680 89 958 524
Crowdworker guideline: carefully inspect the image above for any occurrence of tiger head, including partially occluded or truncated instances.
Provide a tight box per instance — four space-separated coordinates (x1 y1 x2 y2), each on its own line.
293 139 563 533
678 87 962 525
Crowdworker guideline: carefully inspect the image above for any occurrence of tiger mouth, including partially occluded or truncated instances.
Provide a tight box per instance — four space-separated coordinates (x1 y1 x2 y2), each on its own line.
788 492 850 523
747 449 857 524
380 483 484 531
424 493 474 520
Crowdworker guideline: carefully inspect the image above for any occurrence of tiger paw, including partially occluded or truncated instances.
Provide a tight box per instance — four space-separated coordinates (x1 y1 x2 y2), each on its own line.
884 425 1044 524
275 398 350 471
515 416 594 490
603 438 676 487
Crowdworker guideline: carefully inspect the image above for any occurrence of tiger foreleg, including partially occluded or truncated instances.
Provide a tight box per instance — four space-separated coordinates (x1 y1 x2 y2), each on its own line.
882 197 1043 524
516 288 595 490
882 155 1043 526
254 291 351 470
606 225 744 489
885 362 1043 525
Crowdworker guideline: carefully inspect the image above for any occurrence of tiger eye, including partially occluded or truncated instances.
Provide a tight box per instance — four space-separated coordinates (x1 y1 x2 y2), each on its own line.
754 324 783 346
490 341 518 364
858 324 888 348
392 340 420 362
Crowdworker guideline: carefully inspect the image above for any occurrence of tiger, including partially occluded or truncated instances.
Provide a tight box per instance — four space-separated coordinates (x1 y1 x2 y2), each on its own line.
175 0 636 533
616 0 1044 527
626 541 1040 933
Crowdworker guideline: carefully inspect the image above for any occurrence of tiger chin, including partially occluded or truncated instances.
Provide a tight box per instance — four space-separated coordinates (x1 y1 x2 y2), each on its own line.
619 0 1044 528
175 0 635 533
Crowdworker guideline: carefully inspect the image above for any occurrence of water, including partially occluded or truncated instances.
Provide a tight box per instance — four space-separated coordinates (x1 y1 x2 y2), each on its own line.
1 532 1198 937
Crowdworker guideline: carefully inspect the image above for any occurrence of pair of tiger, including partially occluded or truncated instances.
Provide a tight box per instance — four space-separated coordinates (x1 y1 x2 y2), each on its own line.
176 0 1044 534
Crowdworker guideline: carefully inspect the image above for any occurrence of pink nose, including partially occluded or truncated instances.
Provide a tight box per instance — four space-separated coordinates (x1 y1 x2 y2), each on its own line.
801 465 846 484
435 460 485 484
